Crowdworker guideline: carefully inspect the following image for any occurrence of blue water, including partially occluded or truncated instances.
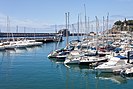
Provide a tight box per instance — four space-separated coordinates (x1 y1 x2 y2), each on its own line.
0 37 133 89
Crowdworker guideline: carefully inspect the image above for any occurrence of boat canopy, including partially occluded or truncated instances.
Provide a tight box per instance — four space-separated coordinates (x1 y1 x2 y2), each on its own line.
115 54 127 59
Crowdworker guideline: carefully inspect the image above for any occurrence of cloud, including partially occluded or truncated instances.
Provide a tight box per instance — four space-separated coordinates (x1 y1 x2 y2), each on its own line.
110 15 125 18
0 12 56 33
1 12 124 33
110 15 133 21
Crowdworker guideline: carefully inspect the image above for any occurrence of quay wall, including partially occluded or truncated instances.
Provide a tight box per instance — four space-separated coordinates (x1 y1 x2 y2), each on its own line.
0 32 86 37
0 32 63 43
0 32 57 37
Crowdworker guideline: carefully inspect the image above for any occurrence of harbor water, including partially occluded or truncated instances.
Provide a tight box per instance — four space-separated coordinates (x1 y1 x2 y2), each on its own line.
0 36 133 89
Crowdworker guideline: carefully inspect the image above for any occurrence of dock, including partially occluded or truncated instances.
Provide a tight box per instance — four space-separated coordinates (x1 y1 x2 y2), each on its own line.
0 32 63 43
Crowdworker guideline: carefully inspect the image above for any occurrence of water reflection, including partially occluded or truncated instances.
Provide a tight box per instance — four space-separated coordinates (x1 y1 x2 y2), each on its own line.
96 72 127 84
15 48 27 53
1 39 133 89
65 65 133 84
26 46 42 52
0 50 12 80
0 45 43 76
62 64 129 85
64 64 97 89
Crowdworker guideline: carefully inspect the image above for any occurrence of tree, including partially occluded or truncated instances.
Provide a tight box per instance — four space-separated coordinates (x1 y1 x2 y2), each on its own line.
114 20 122 25
127 20 133 25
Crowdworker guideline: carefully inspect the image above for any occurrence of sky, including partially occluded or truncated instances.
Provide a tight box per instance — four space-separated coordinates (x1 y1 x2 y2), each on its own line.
0 0 133 33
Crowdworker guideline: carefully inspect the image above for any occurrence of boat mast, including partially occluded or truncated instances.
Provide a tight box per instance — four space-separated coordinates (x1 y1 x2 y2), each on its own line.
95 16 99 52
24 27 26 38
67 12 69 47
34 28 36 40
84 4 87 38
88 17 90 36
106 13 109 44
77 14 80 40
65 12 67 48
65 12 69 48
54 24 59 50
55 24 57 33
103 16 105 45
72 24 76 39
7 16 10 41
87 17 90 51
16 25 18 33
80 14 83 39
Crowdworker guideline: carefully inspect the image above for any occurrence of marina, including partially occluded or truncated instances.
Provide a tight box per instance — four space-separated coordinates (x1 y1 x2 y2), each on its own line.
1 15 133 89
0 0 133 89
0 36 133 89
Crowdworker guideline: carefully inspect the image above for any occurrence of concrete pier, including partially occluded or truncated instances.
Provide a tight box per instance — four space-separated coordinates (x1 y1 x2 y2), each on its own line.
0 32 63 43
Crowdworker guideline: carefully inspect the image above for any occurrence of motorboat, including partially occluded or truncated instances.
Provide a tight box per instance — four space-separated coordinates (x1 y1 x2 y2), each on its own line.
55 51 70 61
120 67 133 77
79 56 108 66
95 57 133 73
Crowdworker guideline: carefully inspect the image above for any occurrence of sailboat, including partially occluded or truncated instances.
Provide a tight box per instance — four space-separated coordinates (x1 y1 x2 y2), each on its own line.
64 14 83 65
0 43 5 51
3 16 15 50
48 12 72 61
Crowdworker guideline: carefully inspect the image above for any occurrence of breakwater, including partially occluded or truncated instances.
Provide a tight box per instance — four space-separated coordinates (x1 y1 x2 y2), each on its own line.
0 32 63 43
0 32 86 37
0 32 57 37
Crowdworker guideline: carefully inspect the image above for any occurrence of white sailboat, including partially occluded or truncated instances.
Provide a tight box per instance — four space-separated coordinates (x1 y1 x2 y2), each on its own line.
13 40 27 49
24 39 43 47
3 16 15 50
3 41 15 50
48 12 71 60
0 43 5 51
64 50 82 65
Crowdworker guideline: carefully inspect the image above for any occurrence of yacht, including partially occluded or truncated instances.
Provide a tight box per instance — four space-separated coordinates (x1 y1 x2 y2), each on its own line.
121 67 133 77
95 57 133 73
79 56 108 66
